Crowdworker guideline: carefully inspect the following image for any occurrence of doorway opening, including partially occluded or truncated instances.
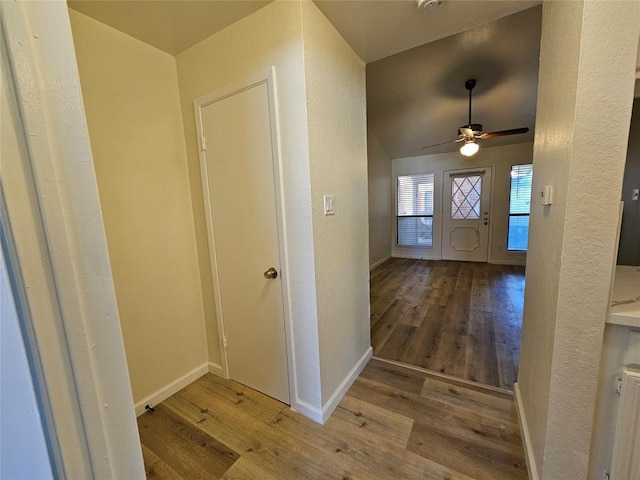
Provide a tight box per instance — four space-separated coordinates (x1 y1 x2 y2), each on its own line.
367 6 540 391
371 162 528 390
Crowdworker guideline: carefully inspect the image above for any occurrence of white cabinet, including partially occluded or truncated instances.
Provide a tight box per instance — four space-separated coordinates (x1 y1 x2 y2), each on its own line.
611 368 640 479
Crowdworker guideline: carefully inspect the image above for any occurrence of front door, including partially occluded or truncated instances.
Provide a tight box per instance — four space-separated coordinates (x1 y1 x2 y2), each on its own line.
196 71 289 403
441 167 492 262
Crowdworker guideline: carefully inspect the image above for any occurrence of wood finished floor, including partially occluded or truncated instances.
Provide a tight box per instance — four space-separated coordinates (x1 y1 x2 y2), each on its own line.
370 258 525 390
138 358 527 480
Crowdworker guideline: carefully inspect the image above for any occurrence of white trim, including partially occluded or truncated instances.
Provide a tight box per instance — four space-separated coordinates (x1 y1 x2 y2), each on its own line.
194 92 230 380
193 67 296 406
1 3 145 479
321 347 373 424
290 399 324 424
370 255 391 270
514 382 540 480
291 347 372 424
208 362 224 377
134 364 208 417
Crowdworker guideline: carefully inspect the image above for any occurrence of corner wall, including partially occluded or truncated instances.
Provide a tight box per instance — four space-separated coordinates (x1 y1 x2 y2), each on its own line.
368 130 392 268
69 10 208 403
517 1 639 478
301 1 371 408
175 0 323 410
71 0 371 422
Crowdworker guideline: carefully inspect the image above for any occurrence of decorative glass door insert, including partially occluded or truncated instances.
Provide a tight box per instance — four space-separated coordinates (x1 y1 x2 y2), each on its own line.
442 168 491 262
451 175 481 219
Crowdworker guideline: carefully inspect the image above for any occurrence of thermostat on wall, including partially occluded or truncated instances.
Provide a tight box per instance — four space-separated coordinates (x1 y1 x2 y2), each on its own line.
540 185 553 206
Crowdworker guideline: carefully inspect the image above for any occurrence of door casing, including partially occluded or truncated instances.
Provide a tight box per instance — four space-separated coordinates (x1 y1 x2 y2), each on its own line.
441 166 493 262
193 67 295 404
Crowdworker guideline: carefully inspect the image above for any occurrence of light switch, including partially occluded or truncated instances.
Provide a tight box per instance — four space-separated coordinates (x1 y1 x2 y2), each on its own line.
632 188 639 201
323 195 335 215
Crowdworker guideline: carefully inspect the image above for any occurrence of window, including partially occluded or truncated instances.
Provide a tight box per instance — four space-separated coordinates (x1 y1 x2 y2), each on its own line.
508 164 533 251
397 174 434 247
451 175 482 219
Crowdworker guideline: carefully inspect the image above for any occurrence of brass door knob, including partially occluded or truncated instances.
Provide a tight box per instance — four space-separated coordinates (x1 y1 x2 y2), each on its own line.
264 267 278 279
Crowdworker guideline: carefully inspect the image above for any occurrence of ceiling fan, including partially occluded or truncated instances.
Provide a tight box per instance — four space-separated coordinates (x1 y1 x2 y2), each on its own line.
421 78 529 157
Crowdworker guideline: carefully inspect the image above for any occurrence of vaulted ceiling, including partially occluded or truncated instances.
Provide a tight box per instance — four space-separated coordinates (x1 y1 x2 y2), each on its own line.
366 6 542 159
314 0 540 64
68 0 543 160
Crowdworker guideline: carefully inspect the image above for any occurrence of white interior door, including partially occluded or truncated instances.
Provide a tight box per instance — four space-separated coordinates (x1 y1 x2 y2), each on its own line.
442 167 492 262
197 72 289 404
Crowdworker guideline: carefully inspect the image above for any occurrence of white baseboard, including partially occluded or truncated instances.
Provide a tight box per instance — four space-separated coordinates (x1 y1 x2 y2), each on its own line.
514 382 539 480
134 363 209 416
290 347 373 425
208 361 223 377
290 399 324 424
321 346 373 424
370 255 391 270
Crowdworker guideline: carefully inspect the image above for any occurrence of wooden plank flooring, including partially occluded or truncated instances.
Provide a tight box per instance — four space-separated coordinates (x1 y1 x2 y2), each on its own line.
138 358 527 480
370 258 525 390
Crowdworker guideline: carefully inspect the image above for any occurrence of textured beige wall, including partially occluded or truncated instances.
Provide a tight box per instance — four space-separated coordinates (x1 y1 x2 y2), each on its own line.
391 142 533 265
517 1 639 478
367 130 392 267
175 1 324 409
301 1 371 406
70 10 208 403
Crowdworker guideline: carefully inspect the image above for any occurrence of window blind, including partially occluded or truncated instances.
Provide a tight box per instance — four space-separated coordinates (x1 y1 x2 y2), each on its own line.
507 164 533 251
397 174 434 247
509 164 533 214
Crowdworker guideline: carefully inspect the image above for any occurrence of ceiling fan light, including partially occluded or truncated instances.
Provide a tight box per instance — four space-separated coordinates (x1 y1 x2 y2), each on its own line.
460 141 479 157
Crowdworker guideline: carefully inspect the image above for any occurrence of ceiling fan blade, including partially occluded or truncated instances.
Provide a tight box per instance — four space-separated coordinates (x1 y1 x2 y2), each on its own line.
421 138 464 150
478 127 529 139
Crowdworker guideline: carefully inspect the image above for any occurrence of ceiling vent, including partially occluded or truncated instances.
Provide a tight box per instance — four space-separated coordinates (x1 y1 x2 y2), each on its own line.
417 0 444 11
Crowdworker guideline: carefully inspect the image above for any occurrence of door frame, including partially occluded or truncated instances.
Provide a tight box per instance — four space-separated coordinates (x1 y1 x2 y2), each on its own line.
193 67 295 402
441 166 494 262
1 2 145 478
